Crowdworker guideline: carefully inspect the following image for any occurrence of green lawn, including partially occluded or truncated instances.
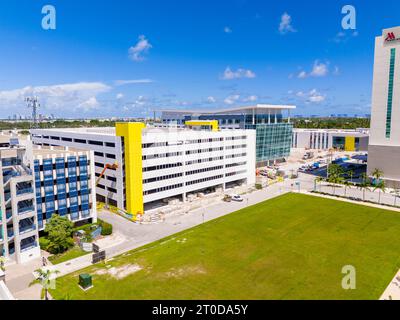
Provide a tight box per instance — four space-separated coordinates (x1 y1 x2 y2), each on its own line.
48 246 89 265
50 193 400 300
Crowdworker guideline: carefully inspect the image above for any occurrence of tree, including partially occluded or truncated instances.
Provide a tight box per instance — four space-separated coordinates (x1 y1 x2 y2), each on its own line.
327 164 345 195
371 168 384 185
44 215 74 254
358 173 370 201
29 268 59 300
374 180 386 204
343 180 352 197
393 188 400 207
348 170 354 183
0 256 6 272
315 176 325 192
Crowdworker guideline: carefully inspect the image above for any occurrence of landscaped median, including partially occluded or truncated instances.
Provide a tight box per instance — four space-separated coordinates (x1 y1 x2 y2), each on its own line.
50 193 400 300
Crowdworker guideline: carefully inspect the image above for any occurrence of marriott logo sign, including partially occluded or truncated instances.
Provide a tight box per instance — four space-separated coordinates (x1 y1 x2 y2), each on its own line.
385 31 400 43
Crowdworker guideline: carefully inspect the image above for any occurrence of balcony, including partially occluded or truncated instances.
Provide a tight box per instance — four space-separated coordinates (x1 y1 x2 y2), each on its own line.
18 206 35 215
5 210 12 220
19 224 36 235
7 229 14 239
3 172 21 183
16 187 34 196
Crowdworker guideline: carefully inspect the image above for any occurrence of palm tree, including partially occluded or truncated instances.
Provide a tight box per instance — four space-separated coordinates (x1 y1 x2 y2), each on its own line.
371 168 384 185
29 267 59 300
343 180 352 197
393 188 400 207
348 170 354 183
374 180 386 204
0 256 6 272
315 176 325 192
358 172 370 201
327 164 344 195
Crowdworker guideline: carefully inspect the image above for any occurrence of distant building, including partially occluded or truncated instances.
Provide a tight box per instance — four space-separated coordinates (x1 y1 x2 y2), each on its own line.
159 104 295 166
292 128 369 151
368 26 400 186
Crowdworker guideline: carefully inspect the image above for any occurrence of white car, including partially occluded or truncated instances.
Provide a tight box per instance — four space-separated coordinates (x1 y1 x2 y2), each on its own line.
231 194 244 202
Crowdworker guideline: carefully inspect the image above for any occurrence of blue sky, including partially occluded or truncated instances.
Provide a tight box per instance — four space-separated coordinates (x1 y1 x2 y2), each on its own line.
0 0 398 118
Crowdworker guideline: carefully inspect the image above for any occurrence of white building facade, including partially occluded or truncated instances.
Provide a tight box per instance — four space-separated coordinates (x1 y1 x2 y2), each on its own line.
292 128 369 151
31 124 256 215
368 26 400 186
0 139 96 264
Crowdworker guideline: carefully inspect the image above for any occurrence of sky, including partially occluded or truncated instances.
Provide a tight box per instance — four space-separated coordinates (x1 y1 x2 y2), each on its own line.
0 0 399 118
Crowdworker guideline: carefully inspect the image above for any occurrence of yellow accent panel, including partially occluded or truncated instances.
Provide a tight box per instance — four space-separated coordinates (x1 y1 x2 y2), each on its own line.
185 120 219 131
115 122 145 216
345 136 355 151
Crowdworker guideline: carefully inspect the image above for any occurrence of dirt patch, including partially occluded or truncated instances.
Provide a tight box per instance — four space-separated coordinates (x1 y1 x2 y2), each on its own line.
94 264 142 279
165 265 206 278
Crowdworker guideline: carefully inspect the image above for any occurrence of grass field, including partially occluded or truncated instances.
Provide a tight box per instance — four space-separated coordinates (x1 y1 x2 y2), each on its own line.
50 193 400 300
48 246 89 265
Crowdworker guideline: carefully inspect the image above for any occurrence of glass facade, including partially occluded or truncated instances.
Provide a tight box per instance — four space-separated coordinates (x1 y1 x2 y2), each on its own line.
251 123 293 163
386 48 396 138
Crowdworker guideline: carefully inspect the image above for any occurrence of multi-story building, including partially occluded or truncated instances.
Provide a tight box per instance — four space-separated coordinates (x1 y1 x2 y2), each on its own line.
31 123 256 216
159 104 295 166
0 137 96 264
292 128 369 151
368 26 400 186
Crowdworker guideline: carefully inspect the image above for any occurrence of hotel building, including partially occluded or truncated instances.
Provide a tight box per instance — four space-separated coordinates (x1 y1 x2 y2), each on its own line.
368 26 400 186
0 136 96 264
31 123 256 216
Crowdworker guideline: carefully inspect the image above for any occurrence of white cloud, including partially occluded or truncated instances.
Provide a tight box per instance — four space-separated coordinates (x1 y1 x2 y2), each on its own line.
224 94 240 105
224 26 232 33
279 12 296 34
0 82 111 113
310 61 329 77
333 66 340 75
297 60 329 78
333 30 359 43
78 97 100 111
297 71 307 79
221 67 256 80
290 89 326 104
116 93 124 99
243 95 258 102
308 89 326 103
128 35 152 61
114 79 153 86
207 96 216 103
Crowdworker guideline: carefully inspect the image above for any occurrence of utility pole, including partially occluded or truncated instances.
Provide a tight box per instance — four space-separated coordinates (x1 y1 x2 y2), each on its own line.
26 97 40 129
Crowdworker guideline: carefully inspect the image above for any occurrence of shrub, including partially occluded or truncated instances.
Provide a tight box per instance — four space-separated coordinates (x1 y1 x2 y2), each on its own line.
45 214 75 254
98 219 113 236
39 237 50 250
255 183 262 190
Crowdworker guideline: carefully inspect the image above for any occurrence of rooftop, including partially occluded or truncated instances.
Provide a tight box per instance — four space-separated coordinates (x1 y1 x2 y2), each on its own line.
160 104 296 115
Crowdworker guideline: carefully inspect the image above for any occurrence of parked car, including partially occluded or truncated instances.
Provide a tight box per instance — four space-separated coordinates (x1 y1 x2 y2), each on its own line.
223 195 232 202
231 194 244 202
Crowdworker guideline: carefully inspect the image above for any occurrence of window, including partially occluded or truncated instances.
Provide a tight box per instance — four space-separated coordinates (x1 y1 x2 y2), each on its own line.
386 48 396 138
89 140 103 146
105 142 115 147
